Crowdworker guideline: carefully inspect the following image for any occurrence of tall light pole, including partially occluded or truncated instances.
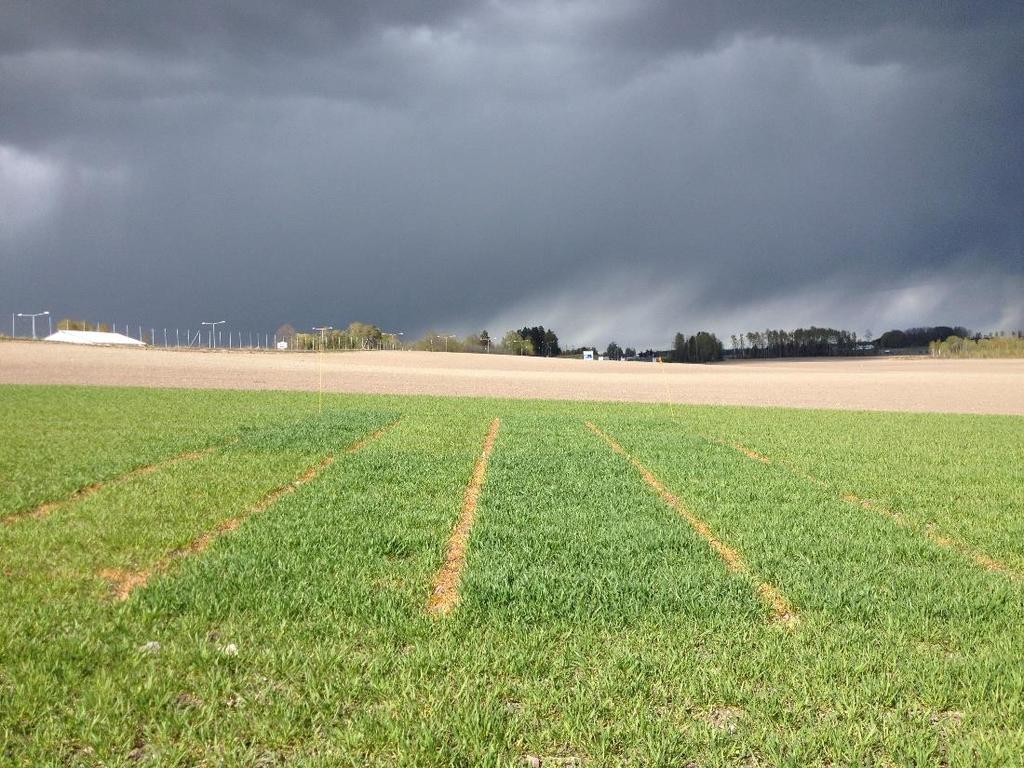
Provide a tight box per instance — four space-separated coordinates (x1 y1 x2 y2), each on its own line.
17 311 49 340
313 326 333 346
442 333 456 352
383 331 404 350
312 326 333 414
200 320 225 349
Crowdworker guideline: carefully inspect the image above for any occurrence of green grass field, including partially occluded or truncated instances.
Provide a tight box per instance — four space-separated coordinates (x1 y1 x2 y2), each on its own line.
2 384 1022 766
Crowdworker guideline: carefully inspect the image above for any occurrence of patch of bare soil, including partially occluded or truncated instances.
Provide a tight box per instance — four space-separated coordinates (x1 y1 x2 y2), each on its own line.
703 705 746 733
3 340 1023 414
524 756 583 767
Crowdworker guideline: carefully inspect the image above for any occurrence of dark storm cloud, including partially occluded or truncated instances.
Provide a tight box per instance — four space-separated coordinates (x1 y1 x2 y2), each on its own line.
597 1 1022 55
0 1 477 55
1 1 1021 346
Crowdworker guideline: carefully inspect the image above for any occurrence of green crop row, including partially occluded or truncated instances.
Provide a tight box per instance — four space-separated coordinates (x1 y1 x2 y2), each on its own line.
677 405 1024 573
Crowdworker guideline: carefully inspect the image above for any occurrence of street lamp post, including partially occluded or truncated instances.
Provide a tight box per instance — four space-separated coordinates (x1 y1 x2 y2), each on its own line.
442 333 456 352
383 331 404 350
313 326 333 348
16 311 50 340
200 320 226 349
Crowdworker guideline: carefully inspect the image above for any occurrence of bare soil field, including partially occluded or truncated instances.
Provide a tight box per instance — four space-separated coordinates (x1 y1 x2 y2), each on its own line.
2 339 1022 414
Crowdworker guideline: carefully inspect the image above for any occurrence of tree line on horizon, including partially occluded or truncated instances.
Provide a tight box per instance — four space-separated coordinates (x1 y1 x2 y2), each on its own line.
726 325 997 359
37 317 1022 361
407 326 563 355
271 321 1017 362
929 333 1024 359
275 322 402 351
273 323 565 356
729 327 862 358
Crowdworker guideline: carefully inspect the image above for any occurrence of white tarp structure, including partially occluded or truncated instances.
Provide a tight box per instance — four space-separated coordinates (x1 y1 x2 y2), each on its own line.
44 330 146 346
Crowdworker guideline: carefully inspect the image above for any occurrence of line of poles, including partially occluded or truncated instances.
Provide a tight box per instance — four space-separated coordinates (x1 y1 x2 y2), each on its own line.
7 315 281 350
7 314 410 352
10 311 51 340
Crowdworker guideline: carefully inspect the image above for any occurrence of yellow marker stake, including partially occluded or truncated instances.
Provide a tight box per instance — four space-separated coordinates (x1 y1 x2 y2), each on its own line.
312 325 333 415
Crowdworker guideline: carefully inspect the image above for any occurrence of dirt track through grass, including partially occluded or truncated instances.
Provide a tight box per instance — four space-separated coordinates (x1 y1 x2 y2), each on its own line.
718 436 1021 580
100 455 335 601
346 419 403 454
428 417 500 616
2 447 216 526
100 420 401 601
586 421 797 627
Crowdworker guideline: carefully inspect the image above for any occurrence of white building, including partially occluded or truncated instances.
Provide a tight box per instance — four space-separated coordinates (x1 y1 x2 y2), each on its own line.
44 330 146 346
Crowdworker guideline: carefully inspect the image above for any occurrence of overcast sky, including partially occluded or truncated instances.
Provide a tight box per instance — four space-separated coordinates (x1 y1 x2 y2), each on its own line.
2 1 1022 348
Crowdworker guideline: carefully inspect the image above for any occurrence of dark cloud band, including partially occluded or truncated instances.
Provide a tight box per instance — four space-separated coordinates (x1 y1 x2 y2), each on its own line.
2 1 1021 342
